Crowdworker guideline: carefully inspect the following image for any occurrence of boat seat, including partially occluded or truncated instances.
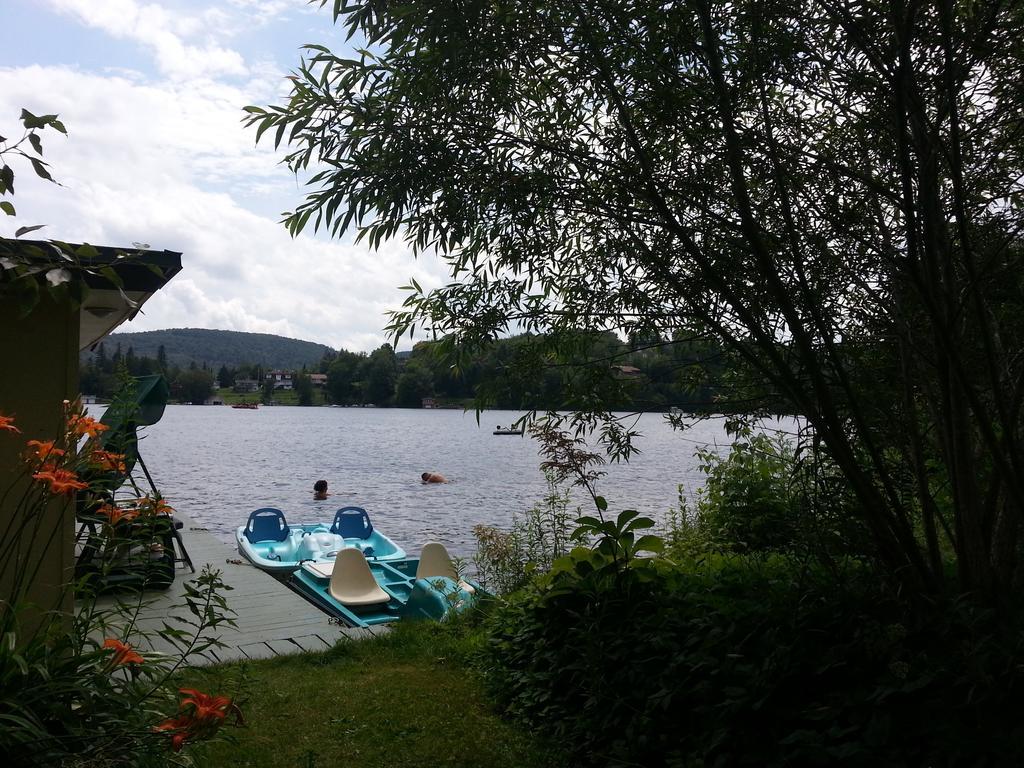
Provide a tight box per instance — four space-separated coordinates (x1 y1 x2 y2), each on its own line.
330 507 374 539
244 508 290 543
416 542 475 594
329 548 390 606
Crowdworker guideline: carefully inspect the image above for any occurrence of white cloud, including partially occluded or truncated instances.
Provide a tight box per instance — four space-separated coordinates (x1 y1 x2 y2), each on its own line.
0 63 450 352
47 0 248 80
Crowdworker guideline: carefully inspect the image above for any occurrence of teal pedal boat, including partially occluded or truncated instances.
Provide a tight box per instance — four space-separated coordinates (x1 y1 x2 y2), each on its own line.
235 507 406 575
290 542 481 628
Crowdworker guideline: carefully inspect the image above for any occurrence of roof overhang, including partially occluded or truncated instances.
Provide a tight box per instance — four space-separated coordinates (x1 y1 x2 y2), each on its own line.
1 239 183 350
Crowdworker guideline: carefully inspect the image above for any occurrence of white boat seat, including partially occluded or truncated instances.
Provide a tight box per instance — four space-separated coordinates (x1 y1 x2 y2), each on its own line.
329 548 390 606
416 542 475 594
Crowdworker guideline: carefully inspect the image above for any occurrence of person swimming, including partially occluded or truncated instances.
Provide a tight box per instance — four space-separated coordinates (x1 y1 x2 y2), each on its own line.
421 472 448 484
313 479 330 499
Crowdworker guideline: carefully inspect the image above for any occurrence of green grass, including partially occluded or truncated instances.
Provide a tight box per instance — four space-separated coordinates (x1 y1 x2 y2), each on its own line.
181 620 562 768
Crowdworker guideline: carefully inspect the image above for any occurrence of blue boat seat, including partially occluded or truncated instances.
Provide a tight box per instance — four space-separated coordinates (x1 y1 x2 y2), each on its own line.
330 507 374 539
243 508 290 543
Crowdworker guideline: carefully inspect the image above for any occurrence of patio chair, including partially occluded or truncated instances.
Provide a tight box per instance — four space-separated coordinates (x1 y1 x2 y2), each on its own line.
329 548 390 606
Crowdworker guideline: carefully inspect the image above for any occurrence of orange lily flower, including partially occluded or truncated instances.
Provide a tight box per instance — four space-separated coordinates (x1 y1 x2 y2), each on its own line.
137 496 175 517
91 450 127 474
67 413 108 438
103 638 144 666
32 468 89 496
25 440 66 464
178 688 243 726
96 504 138 526
154 689 243 752
153 715 192 752
0 413 20 434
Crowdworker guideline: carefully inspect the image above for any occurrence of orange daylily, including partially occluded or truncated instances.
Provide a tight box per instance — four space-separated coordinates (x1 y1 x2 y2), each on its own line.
103 638 144 667
32 468 89 496
90 450 127 474
25 440 66 464
67 413 108 438
154 688 243 752
96 503 138 526
179 688 243 726
138 496 175 517
153 715 192 752
0 413 20 434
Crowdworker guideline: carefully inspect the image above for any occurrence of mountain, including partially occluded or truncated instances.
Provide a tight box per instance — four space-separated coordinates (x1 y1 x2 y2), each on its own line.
91 328 334 370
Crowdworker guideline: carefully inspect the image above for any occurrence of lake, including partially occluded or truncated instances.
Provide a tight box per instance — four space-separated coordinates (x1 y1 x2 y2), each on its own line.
125 405 786 558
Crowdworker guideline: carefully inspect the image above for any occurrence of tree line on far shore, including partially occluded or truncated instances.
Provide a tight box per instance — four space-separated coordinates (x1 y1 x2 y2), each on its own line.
79 331 753 411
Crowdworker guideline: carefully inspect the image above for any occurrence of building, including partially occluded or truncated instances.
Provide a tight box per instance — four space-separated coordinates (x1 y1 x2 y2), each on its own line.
265 370 293 390
0 239 182 619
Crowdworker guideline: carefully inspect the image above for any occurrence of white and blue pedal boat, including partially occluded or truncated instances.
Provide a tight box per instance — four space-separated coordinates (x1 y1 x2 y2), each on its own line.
235 506 406 575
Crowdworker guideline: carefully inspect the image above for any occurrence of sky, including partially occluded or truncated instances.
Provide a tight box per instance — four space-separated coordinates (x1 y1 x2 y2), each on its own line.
0 0 451 352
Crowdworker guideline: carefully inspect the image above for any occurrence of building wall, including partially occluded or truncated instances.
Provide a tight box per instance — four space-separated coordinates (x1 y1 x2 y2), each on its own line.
0 293 79 619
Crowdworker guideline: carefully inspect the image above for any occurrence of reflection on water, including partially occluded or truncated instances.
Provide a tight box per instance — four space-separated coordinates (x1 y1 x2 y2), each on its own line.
122 406 781 558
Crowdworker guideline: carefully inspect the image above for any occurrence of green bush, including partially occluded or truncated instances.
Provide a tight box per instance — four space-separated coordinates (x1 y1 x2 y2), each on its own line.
483 534 1024 766
472 471 577 594
667 432 871 560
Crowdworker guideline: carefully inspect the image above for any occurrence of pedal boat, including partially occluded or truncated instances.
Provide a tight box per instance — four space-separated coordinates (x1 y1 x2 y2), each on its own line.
290 542 481 628
236 507 406 574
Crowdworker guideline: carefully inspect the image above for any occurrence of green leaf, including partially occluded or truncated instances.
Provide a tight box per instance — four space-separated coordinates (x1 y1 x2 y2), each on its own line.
15 224 45 237
30 158 53 182
0 201 14 216
633 535 664 554
28 133 42 156
595 495 608 511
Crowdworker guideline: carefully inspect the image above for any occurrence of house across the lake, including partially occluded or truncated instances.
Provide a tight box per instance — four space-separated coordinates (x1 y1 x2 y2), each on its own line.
266 370 293 390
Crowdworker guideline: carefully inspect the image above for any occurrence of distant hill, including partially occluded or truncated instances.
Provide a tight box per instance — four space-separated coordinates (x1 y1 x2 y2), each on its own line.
90 328 333 370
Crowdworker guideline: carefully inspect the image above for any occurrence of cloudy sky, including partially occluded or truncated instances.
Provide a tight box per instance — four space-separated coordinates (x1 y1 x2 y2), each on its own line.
1 0 450 352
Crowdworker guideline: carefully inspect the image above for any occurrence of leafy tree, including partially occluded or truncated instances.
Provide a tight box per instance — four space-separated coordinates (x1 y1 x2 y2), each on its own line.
174 368 214 404
294 371 315 406
326 349 365 404
361 344 397 406
258 376 274 405
394 362 434 407
216 365 235 389
248 0 1024 602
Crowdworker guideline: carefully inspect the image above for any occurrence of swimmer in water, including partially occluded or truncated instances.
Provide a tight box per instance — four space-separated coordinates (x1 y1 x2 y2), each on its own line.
421 472 448 484
314 479 330 499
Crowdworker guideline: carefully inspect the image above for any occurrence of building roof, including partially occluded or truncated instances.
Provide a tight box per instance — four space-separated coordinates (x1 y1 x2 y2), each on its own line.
1 238 182 349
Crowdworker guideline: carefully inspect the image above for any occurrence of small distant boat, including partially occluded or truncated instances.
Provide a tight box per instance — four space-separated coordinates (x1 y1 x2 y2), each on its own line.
493 425 523 435
235 507 406 574
232 402 259 410
290 542 482 628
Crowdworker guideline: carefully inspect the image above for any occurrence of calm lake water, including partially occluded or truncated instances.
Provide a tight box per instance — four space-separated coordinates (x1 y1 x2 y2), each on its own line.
120 405 789 558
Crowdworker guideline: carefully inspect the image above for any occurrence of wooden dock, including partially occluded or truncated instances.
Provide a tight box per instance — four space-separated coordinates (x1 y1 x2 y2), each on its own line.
91 512 382 665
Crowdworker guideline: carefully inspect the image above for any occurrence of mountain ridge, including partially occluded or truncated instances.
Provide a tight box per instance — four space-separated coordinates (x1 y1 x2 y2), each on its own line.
92 328 333 370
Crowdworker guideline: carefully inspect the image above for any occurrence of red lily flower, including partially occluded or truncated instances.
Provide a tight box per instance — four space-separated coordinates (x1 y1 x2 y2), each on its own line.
0 413 20 434
67 413 108 439
25 440 66 464
90 449 126 474
103 638 144 666
32 468 89 496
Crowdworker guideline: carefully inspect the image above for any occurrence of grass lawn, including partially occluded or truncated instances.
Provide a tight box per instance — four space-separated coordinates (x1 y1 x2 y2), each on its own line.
182 620 562 768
